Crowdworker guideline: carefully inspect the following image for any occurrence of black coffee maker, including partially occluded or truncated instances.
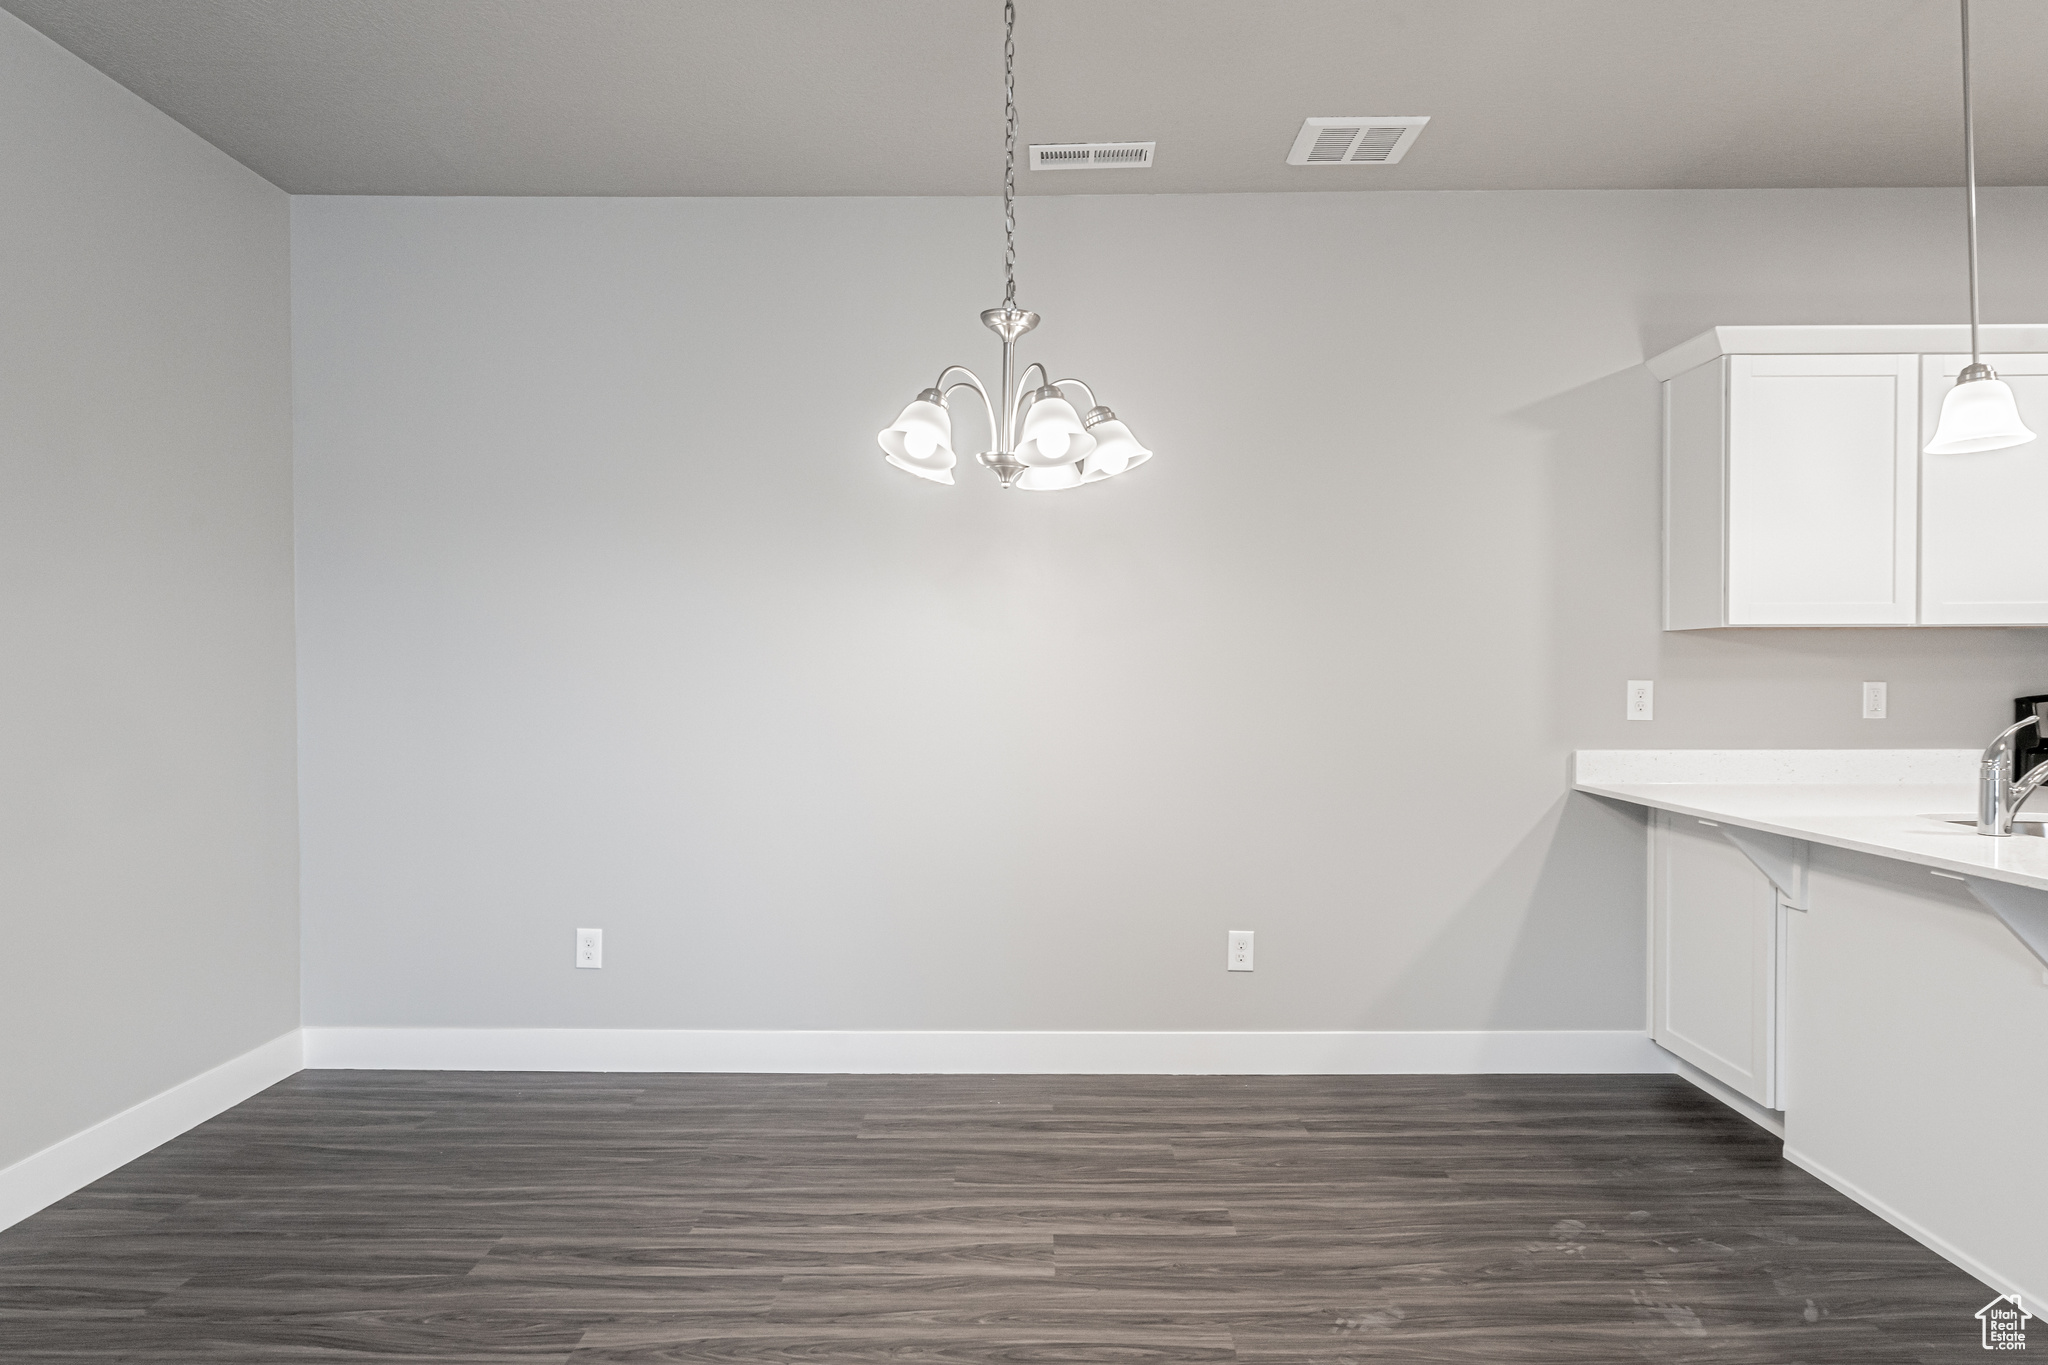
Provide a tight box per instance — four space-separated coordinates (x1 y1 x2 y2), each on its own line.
2013 694 2048 776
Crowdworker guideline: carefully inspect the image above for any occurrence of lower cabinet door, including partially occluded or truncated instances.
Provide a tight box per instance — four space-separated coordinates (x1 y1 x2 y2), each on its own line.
1652 811 1779 1105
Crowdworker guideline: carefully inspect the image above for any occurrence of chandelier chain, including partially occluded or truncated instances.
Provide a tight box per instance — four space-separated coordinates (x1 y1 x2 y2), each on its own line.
1003 0 1017 309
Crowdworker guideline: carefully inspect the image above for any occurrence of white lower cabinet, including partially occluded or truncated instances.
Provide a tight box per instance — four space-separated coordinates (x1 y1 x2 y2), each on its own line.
1650 811 1780 1107
1783 848 2048 1307
1646 815 2048 1303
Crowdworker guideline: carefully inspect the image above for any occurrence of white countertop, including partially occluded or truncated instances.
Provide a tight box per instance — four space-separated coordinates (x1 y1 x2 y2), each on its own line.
1573 749 2048 894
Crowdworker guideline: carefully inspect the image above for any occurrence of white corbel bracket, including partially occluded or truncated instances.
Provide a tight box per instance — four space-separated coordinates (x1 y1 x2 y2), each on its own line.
1716 827 1810 910
1933 873 2048 970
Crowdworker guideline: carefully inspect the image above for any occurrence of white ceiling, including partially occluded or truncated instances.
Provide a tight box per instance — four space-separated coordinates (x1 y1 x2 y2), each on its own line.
6 0 2048 197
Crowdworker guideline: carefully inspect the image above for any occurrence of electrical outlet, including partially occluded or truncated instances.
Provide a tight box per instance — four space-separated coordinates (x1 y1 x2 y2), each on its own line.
1626 680 1654 721
1862 681 1887 719
1227 930 1254 972
576 928 602 969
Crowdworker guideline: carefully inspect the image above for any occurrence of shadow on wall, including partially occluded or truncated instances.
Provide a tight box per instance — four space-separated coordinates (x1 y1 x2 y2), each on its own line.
1331 364 1654 1035
1370 792 1648 1032
1505 365 1664 751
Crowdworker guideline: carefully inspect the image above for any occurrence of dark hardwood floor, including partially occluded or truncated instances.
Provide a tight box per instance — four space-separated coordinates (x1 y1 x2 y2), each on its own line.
0 1071 1994 1362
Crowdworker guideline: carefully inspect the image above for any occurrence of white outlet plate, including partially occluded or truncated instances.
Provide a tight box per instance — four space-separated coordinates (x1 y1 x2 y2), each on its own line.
1862 681 1887 719
576 927 602 969
1626 680 1654 721
1227 930 1254 972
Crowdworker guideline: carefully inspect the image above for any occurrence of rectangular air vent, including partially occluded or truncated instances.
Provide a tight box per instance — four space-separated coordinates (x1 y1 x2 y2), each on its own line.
1030 141 1156 171
1286 117 1428 166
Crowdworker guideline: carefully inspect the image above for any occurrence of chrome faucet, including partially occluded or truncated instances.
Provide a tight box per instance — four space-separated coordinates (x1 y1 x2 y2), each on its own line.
1978 715 2048 835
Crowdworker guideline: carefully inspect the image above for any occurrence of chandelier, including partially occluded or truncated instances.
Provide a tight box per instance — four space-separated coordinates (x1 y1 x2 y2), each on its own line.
875 1 1151 491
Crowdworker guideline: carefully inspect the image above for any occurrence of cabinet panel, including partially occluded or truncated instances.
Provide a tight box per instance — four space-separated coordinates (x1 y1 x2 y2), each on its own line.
1726 355 1918 625
1652 812 1777 1104
1920 354 2048 624
1784 849 2048 1308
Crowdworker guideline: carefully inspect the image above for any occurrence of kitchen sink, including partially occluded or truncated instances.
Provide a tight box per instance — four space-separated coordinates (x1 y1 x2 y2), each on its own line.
1935 816 2048 835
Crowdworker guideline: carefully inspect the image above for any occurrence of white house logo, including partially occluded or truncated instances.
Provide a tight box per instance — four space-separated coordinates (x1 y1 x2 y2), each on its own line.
1978 1294 2032 1351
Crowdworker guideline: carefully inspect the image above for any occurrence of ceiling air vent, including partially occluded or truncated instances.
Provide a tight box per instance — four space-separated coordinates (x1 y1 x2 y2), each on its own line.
1030 142 1156 171
1286 117 1428 166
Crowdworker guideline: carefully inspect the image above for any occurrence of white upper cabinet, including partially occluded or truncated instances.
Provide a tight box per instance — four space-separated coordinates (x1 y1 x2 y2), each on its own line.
1652 325 2048 629
1919 353 2048 624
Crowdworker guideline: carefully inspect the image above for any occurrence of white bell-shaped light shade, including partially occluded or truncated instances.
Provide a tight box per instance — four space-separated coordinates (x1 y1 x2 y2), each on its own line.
1926 376 2037 455
1016 394 1096 467
1080 416 1152 481
1014 462 1085 493
878 393 957 480
886 457 955 485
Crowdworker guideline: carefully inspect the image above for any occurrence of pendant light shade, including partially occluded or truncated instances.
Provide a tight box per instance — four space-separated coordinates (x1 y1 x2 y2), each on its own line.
1016 390 1095 467
878 390 957 480
1927 372 2036 454
1080 408 1151 480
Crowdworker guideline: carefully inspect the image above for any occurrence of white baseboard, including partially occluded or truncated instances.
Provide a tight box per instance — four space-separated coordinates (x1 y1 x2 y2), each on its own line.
0 1028 1667 1237
302 1027 1673 1076
1783 1144 2042 1313
0 1029 303 1234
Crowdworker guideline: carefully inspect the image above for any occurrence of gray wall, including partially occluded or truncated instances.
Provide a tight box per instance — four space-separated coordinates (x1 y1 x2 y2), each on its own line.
293 188 2048 1033
0 12 297 1169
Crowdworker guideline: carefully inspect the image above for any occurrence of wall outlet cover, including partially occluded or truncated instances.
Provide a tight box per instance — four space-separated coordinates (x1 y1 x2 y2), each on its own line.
1862 681 1887 719
1626 680 1654 721
1227 930 1254 972
576 927 602 969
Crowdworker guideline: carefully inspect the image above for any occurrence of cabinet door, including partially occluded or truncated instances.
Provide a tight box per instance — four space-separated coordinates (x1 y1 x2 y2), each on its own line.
1726 355 1918 625
1652 812 1778 1105
1920 354 2048 624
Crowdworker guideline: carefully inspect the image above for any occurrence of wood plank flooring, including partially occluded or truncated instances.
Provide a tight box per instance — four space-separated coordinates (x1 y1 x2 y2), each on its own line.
0 1072 1995 1362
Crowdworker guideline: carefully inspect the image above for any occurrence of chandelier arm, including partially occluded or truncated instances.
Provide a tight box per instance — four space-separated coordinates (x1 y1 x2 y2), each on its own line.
941 377 1000 451
1001 359 1051 451
1014 362 1051 406
1049 378 1098 409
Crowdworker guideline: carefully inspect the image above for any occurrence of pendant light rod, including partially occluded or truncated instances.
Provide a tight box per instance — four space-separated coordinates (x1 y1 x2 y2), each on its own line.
1923 0 2036 456
1961 0 1982 369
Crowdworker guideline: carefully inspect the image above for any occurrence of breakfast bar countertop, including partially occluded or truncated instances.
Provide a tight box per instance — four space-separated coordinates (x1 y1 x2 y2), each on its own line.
1572 748 2048 894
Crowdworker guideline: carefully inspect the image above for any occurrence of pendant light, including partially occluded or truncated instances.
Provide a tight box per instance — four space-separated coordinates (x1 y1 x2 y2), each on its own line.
1925 0 2036 456
874 0 1151 491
